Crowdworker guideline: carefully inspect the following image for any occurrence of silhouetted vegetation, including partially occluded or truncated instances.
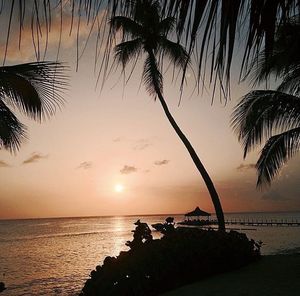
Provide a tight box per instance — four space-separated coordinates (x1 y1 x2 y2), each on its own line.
232 18 300 187
125 219 153 250
80 222 261 296
0 62 67 152
2 1 299 99
0 282 5 293
152 217 175 235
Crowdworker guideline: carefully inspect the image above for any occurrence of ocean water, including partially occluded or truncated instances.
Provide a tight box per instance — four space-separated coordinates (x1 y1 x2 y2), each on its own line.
1 212 300 296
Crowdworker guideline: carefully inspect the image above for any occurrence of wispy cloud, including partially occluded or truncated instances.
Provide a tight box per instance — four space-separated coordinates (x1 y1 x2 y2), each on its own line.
22 153 48 165
236 163 256 171
113 137 152 151
133 139 152 150
0 7 102 63
154 160 170 166
120 165 138 174
0 160 10 167
113 137 124 142
77 161 92 170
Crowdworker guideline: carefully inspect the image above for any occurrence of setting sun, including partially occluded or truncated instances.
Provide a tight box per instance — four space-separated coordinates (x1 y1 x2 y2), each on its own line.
114 184 124 193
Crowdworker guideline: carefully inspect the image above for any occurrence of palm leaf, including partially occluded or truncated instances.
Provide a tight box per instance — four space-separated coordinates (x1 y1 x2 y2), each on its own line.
142 55 163 97
133 0 161 25
109 16 142 39
256 127 300 187
115 38 142 67
277 65 300 96
158 38 189 69
0 100 27 152
248 50 290 84
0 62 67 121
231 90 300 157
157 16 175 36
246 18 300 84
1 0 299 101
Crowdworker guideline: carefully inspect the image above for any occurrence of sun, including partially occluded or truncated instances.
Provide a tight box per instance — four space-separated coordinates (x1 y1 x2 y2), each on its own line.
114 184 124 193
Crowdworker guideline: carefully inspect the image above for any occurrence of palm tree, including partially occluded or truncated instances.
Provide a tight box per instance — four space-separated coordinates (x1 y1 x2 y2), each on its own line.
0 62 66 152
110 0 225 230
231 19 300 187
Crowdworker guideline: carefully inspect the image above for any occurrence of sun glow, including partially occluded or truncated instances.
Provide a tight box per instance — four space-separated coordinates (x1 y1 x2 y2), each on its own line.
114 184 124 193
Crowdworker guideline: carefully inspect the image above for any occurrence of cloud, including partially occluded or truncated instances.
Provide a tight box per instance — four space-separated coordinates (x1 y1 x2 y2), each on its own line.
113 137 123 142
154 160 170 166
261 190 286 201
133 139 152 151
113 137 152 150
120 165 137 174
22 153 48 165
0 160 10 167
236 163 256 171
0 6 105 63
77 161 92 170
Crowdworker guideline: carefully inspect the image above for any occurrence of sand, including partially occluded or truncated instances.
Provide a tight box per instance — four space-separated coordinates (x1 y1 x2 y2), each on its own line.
162 254 300 296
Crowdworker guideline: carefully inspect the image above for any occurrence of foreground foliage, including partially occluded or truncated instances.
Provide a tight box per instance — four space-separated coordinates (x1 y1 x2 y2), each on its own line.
2 1 299 99
0 62 66 152
0 282 5 293
81 224 261 296
232 19 300 187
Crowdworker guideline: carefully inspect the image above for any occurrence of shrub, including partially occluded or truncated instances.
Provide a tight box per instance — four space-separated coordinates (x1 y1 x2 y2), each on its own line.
80 223 261 296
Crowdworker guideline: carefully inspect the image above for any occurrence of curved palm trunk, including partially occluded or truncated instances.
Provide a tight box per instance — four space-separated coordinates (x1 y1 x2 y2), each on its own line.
147 51 225 231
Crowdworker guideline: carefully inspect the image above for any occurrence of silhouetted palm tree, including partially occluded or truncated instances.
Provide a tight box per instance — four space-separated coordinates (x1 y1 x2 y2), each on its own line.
110 0 225 230
0 62 66 152
231 19 300 187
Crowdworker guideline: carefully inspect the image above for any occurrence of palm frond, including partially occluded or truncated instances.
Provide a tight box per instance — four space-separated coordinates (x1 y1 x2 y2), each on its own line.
277 65 300 96
1 0 299 102
134 0 161 25
109 16 142 39
246 17 300 84
158 38 189 69
142 55 162 97
256 127 300 187
0 100 27 152
231 90 300 157
115 38 142 67
0 62 67 121
158 17 175 36
248 51 289 84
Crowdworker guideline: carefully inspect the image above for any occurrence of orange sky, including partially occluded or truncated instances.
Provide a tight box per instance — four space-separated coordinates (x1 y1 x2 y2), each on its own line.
0 3 300 219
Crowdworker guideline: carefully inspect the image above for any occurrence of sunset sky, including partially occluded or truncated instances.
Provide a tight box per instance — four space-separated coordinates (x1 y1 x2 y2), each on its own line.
0 3 300 219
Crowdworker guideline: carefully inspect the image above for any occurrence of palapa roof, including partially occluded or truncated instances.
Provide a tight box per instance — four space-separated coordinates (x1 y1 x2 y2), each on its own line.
185 207 211 217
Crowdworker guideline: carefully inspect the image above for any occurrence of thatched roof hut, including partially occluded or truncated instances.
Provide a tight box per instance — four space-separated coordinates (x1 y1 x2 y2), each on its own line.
185 207 211 220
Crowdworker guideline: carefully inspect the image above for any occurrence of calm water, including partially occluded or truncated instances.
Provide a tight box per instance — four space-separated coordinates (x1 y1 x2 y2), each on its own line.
1 212 300 295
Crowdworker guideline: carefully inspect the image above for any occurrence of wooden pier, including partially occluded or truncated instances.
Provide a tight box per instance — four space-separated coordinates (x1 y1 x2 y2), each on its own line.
222 218 300 227
178 218 300 228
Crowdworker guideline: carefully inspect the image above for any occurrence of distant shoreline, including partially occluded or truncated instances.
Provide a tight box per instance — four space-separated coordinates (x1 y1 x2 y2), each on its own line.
1 210 300 221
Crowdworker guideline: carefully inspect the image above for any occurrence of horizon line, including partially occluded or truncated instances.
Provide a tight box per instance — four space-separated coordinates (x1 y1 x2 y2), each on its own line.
1 209 300 221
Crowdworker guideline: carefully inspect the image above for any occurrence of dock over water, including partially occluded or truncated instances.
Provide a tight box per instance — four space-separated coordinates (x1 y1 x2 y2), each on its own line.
178 219 300 227
224 219 300 227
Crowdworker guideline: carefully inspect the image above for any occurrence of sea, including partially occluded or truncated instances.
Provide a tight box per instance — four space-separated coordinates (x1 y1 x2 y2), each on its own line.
1 212 300 296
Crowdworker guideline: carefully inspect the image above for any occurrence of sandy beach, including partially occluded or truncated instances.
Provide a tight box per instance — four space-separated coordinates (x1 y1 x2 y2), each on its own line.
162 254 300 296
